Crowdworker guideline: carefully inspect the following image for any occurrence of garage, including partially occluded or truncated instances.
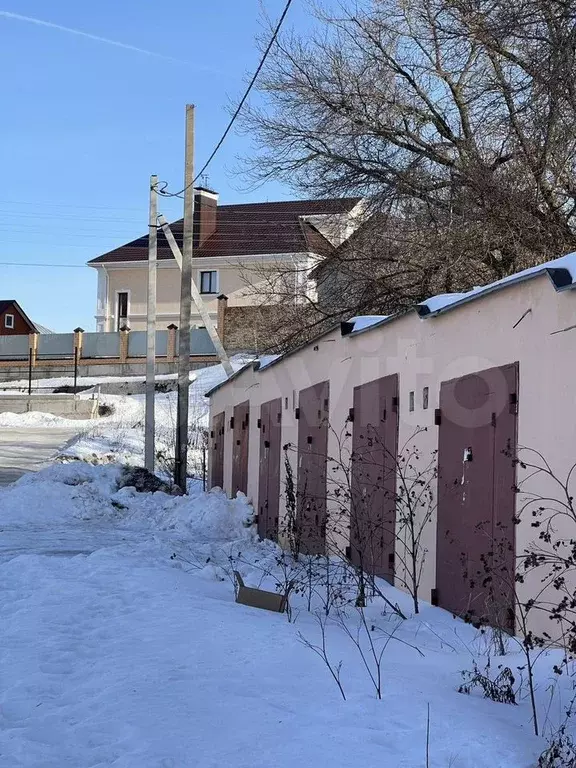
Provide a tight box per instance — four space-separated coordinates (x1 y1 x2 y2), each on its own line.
257 398 282 540
436 363 518 631
350 374 399 581
297 381 330 554
231 400 250 497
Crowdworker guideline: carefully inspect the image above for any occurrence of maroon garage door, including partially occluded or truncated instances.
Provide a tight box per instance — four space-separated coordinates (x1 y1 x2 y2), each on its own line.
231 401 250 497
210 411 225 489
258 398 282 541
351 375 399 582
436 363 518 631
297 381 330 555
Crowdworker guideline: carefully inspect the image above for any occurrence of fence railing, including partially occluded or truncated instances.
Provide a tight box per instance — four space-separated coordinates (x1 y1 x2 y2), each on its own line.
0 326 217 363
0 335 29 360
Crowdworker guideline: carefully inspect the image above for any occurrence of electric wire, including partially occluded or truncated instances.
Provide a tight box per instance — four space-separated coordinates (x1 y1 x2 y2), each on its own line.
159 0 294 199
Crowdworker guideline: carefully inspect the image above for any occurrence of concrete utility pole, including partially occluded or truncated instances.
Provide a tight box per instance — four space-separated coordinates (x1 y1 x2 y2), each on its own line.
145 174 158 472
175 105 195 491
157 214 233 377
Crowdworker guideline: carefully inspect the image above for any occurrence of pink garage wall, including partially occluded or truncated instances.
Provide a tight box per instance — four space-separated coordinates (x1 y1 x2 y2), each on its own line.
208 272 576 635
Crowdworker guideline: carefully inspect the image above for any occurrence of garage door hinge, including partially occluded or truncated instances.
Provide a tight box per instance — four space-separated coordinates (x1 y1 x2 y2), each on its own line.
345 545 351 560
257 418 261 429
229 416 235 430
348 407 354 422
431 588 439 606
434 408 441 426
295 407 300 420
509 393 518 414
392 396 399 412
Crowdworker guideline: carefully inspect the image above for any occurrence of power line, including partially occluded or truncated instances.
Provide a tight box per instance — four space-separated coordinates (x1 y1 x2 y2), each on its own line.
0 261 87 268
0 198 145 212
160 0 294 200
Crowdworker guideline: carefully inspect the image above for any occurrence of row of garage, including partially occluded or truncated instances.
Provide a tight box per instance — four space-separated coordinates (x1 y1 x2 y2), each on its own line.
207 253 576 634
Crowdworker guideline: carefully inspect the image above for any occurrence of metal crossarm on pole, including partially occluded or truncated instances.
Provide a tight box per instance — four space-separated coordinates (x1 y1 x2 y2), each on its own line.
157 214 233 377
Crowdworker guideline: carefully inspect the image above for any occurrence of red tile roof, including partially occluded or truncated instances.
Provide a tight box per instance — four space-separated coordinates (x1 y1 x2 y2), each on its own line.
88 198 360 265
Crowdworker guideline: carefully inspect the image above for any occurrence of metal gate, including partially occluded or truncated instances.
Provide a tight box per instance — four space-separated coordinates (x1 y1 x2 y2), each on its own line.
436 363 518 631
257 398 282 540
231 401 250 497
350 375 399 582
297 381 330 555
210 411 225 489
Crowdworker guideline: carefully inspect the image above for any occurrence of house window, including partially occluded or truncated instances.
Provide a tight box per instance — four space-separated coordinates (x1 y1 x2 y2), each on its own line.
116 292 129 331
199 270 218 294
423 387 429 410
4 313 14 329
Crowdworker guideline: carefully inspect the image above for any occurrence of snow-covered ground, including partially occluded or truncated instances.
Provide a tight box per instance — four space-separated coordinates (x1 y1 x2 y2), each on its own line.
0 358 251 473
0 426 79 487
0 461 572 767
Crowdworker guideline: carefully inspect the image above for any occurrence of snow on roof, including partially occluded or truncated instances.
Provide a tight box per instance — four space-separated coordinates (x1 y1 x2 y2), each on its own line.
415 293 468 315
256 354 281 370
206 252 576 397
204 354 282 397
417 251 576 318
348 315 390 331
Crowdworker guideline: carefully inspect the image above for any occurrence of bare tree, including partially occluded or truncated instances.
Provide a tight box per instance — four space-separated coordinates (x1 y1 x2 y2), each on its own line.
298 613 347 700
240 0 576 345
325 423 436 615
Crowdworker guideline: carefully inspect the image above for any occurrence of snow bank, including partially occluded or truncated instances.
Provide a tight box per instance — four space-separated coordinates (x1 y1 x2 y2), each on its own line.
0 410 82 428
0 463 255 546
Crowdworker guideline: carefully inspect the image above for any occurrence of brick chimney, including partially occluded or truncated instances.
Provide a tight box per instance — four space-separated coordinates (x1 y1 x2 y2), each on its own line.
193 187 218 248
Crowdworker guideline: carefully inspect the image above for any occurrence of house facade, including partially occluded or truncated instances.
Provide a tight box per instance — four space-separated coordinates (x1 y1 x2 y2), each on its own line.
207 252 576 637
88 189 364 333
0 300 39 336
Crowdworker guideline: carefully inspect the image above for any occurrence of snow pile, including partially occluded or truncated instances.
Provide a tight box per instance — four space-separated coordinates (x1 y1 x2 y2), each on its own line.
0 463 254 546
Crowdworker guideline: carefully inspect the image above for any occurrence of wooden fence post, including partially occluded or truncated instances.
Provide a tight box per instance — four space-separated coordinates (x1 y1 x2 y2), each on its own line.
73 327 84 358
119 325 130 363
167 324 178 361
29 332 38 367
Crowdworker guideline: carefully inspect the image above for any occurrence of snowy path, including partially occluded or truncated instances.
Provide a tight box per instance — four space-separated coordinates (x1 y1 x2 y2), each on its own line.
0 524 144 564
0 427 78 486
0 464 548 767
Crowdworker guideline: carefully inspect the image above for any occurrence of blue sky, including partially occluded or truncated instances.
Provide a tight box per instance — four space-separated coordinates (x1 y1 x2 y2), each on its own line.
0 0 313 331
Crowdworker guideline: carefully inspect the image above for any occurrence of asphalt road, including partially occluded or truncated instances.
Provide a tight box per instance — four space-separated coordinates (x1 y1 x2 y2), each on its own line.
0 427 79 487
